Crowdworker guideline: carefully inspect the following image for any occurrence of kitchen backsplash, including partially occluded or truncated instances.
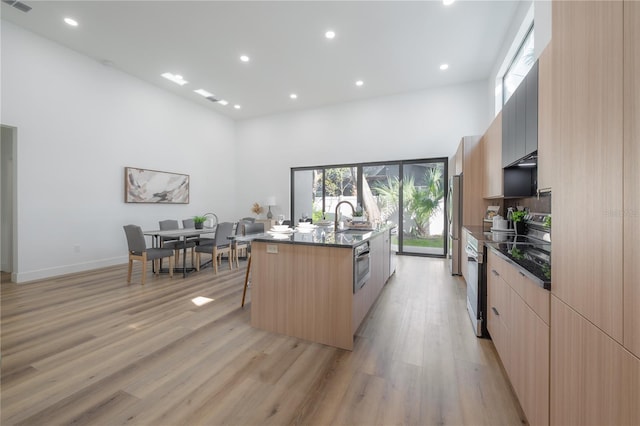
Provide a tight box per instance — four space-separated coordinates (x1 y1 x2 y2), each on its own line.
504 192 551 214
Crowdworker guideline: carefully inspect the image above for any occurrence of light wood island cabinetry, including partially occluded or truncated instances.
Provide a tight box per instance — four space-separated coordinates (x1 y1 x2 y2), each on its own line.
251 229 392 351
624 0 640 359
251 241 354 350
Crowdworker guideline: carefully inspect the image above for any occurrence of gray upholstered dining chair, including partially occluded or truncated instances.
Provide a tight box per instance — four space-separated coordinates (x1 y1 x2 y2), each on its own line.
159 219 196 266
195 221 234 274
123 225 174 284
232 219 255 267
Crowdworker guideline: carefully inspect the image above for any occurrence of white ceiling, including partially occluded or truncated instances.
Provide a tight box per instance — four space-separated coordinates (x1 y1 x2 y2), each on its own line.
1 0 523 120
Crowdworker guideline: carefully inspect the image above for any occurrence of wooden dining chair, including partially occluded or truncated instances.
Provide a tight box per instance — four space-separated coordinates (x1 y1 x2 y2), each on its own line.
123 225 174 284
195 222 234 274
241 222 264 307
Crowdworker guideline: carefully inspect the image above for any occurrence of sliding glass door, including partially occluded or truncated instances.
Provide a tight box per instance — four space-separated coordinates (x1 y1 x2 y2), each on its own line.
362 164 400 252
401 161 446 256
292 158 447 257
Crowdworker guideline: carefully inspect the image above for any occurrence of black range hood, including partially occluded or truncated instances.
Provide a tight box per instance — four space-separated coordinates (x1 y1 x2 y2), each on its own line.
503 153 537 198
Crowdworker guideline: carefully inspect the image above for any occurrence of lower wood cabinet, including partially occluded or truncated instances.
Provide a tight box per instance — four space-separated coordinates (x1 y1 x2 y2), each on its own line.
487 250 550 426
551 295 640 425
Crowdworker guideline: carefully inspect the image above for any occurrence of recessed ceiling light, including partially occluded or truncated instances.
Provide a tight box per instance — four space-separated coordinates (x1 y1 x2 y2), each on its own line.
240 55 250 62
234 104 241 109
218 100 229 106
325 30 336 39
290 93 298 100
194 89 214 98
443 0 455 5
440 63 449 70
355 80 364 87
64 17 78 27
161 72 188 86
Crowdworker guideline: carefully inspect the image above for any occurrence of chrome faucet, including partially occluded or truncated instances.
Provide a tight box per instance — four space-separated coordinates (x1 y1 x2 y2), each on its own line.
334 201 355 230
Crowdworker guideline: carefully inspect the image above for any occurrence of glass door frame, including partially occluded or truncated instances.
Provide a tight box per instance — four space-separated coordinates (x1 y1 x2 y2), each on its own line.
291 157 449 258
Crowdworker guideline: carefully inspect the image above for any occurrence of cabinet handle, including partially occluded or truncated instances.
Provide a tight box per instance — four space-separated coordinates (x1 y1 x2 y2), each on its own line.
492 269 499 276
519 271 526 277
492 307 500 316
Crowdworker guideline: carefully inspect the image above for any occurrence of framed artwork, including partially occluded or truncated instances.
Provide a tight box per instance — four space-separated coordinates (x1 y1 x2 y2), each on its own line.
124 167 189 204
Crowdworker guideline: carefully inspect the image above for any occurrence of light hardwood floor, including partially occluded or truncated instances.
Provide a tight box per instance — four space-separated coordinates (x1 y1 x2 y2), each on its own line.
1 256 525 425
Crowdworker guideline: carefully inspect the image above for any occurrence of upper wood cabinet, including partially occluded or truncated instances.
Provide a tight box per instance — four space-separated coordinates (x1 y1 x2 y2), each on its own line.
550 0 623 342
537 44 553 191
624 0 640 358
454 140 463 176
461 136 484 226
483 112 503 198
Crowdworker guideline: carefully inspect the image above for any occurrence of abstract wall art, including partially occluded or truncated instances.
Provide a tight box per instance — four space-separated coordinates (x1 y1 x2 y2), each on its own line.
124 167 189 204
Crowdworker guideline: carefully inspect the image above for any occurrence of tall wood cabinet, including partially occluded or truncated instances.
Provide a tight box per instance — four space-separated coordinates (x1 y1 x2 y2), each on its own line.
624 0 640 360
483 112 503 198
551 297 640 425
550 0 623 342
549 0 640 424
461 136 484 226
537 45 553 191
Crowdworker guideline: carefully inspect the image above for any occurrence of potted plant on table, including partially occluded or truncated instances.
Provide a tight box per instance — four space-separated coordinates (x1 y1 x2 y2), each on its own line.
193 215 207 229
512 210 527 235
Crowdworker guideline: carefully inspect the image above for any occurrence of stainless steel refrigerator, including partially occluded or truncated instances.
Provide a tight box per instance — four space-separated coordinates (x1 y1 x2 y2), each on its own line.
448 175 462 275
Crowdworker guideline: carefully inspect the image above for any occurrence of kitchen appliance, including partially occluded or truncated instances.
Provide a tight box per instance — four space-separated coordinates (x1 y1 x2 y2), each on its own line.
466 232 487 337
468 212 552 336
448 175 462 275
353 241 371 293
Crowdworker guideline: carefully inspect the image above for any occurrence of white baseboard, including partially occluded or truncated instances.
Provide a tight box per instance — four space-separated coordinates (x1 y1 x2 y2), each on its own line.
14 256 128 284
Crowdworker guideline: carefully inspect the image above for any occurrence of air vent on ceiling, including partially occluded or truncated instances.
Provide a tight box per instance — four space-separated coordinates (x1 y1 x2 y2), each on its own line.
2 0 32 12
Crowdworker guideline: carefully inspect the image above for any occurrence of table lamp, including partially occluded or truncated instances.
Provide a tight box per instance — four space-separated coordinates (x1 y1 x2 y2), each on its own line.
266 196 276 219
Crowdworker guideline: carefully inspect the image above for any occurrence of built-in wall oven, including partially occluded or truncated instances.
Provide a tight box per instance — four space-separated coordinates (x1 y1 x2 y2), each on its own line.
354 242 371 293
466 233 487 337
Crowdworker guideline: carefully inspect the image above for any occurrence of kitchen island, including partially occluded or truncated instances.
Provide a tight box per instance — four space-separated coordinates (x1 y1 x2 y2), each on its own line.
249 226 394 350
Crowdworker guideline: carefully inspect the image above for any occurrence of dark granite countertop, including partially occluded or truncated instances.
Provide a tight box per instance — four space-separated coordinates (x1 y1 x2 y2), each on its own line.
244 224 393 249
464 225 551 290
485 242 551 290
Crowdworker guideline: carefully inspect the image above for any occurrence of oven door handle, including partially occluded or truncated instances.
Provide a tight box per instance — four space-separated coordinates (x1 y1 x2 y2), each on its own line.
465 245 478 261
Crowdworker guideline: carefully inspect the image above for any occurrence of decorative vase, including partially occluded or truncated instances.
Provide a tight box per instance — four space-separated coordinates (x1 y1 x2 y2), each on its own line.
195 222 203 230
514 221 526 235
267 206 273 219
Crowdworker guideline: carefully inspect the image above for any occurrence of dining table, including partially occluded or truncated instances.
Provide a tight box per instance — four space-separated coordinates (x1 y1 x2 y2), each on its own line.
143 227 215 278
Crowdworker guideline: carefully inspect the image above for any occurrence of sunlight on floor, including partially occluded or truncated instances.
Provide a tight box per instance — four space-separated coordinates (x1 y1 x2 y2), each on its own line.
191 296 214 306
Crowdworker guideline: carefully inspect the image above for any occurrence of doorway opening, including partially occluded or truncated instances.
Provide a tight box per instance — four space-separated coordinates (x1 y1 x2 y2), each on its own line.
1 125 17 283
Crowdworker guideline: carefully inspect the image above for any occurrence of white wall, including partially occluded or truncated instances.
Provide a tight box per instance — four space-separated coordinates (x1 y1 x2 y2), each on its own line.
486 0 552 122
1 21 237 282
235 80 489 220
